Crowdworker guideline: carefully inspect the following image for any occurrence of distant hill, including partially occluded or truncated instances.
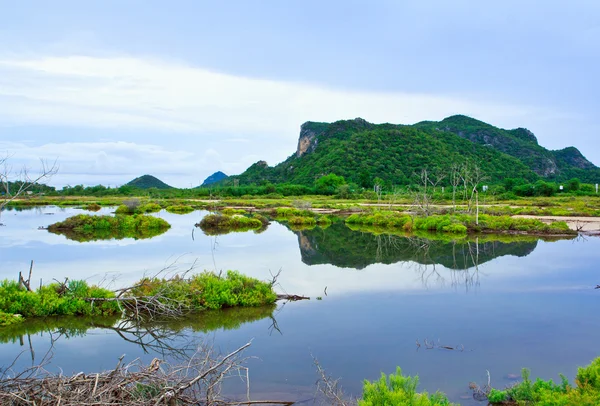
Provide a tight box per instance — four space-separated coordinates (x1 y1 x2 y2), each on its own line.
202 171 228 186
126 175 172 189
229 115 599 186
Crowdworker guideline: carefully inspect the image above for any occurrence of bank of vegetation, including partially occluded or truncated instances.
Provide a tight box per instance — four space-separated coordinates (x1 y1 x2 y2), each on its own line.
345 212 574 236
0 270 278 326
316 357 600 405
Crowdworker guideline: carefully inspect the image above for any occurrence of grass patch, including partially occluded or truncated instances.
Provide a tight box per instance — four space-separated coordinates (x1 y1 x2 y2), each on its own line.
197 214 264 235
222 208 248 215
165 205 194 214
274 207 315 218
84 203 102 212
138 202 163 213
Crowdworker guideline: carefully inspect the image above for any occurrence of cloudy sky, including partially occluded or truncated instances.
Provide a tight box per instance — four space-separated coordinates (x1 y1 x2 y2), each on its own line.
0 1 598 188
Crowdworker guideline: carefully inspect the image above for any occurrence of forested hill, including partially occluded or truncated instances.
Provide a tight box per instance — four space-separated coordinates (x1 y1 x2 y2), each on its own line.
230 115 599 187
126 175 172 189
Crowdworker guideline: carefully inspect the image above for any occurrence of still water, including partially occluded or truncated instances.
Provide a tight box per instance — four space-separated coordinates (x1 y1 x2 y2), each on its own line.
0 206 599 403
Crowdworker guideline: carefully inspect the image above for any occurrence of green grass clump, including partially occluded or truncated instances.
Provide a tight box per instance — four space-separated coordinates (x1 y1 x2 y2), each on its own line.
137 202 162 213
115 204 132 214
128 270 277 310
274 207 314 218
288 216 317 226
197 214 263 235
0 280 120 321
359 367 456 406
0 311 23 327
84 203 102 212
165 205 194 214
222 208 248 215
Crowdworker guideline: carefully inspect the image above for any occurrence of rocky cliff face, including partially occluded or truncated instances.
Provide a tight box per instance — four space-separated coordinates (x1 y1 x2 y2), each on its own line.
296 123 319 157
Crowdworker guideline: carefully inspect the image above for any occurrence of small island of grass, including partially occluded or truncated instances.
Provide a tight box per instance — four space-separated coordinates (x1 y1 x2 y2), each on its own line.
47 214 171 241
197 213 268 235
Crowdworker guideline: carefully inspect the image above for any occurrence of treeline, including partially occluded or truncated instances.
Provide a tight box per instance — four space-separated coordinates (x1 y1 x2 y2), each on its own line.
30 174 598 200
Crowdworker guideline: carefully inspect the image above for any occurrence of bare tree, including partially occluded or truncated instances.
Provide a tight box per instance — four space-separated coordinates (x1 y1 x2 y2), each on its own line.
411 168 446 217
0 153 58 215
449 163 461 212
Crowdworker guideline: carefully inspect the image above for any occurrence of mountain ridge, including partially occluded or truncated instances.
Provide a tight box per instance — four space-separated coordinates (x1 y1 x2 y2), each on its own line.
230 115 598 186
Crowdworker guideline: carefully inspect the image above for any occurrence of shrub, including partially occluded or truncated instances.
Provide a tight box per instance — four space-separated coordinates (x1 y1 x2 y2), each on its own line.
359 367 456 406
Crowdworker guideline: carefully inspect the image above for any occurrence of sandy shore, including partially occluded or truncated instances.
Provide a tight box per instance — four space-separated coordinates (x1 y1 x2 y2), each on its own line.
514 215 600 233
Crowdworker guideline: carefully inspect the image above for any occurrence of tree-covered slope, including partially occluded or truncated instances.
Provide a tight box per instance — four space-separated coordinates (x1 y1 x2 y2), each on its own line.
414 115 600 181
126 174 172 189
231 116 599 186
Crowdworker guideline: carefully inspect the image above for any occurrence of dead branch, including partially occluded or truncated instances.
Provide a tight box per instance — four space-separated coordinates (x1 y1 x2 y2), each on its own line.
0 341 295 406
313 357 354 406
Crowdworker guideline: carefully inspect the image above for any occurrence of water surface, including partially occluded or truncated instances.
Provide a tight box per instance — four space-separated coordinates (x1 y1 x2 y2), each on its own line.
1 206 599 403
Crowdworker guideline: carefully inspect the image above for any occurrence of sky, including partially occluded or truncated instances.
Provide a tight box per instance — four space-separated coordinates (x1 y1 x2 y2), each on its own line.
0 0 598 188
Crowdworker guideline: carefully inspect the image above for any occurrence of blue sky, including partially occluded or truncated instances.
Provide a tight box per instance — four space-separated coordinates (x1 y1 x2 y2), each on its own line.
0 1 598 187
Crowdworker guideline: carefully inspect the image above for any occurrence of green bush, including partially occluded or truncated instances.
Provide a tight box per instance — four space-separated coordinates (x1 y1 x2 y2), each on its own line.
359 367 456 406
128 270 277 311
0 280 120 320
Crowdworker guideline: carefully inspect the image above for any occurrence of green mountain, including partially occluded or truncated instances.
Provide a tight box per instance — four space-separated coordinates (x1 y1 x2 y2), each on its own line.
126 174 172 189
231 115 599 186
202 171 228 186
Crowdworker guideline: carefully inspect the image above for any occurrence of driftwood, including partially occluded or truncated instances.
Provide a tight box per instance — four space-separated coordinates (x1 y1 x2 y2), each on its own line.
0 342 296 406
276 294 310 301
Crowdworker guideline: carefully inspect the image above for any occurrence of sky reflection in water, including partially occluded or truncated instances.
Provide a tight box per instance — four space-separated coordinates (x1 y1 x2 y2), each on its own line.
0 206 599 403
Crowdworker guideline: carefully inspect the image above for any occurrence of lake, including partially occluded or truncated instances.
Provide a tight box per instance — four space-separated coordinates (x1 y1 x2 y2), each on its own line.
1 206 599 404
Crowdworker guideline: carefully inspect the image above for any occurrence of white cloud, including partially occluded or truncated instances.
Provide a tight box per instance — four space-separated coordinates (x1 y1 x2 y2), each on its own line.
0 54 542 136
0 54 561 186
